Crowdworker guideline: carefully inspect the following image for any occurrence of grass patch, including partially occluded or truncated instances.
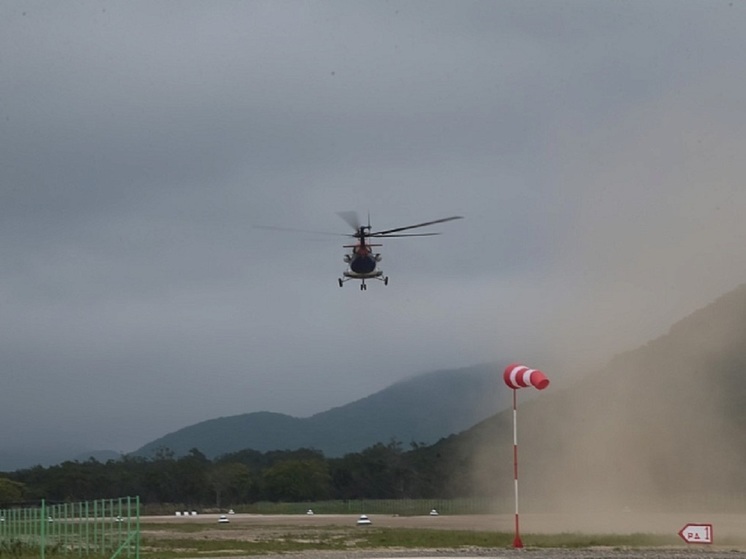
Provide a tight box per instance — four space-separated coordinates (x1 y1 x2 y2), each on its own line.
142 536 347 557
353 528 513 548
0 539 111 559
525 532 679 548
141 525 688 558
141 522 220 533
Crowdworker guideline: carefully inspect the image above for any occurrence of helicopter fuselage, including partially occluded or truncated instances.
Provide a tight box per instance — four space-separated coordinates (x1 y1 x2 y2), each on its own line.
339 238 387 290
344 242 381 275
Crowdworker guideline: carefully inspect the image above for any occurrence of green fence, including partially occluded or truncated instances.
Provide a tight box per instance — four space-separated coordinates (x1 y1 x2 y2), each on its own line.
0 497 139 559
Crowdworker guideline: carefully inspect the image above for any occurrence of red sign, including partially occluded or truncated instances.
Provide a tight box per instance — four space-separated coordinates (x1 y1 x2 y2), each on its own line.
678 523 713 544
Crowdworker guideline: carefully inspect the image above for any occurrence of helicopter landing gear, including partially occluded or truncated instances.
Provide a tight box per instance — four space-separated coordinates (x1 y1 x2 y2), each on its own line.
338 275 385 290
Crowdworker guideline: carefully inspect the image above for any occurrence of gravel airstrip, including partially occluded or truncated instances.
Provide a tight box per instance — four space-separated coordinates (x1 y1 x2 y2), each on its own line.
142 512 746 559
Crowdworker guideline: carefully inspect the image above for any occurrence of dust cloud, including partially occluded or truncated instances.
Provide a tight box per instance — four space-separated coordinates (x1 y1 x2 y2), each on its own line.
460 78 746 517
464 285 746 518
535 75 746 381
454 88 746 520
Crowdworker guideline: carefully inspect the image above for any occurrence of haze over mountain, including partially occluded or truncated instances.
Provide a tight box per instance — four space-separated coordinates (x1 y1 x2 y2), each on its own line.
132 363 511 459
428 283 746 512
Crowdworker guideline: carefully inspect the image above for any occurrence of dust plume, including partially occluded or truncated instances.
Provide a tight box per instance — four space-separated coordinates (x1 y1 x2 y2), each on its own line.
462 74 746 515
461 285 746 517
538 72 746 378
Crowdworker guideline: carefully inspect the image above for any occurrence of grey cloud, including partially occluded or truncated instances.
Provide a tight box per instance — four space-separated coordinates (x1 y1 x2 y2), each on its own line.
2 1 746 461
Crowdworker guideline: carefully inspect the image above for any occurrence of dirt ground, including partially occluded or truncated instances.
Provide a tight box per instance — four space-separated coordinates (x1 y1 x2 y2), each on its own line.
144 511 746 540
141 513 746 559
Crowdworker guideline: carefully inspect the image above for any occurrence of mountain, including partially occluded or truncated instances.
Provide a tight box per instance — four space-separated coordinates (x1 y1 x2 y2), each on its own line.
424 283 746 511
132 363 512 459
0 445 119 472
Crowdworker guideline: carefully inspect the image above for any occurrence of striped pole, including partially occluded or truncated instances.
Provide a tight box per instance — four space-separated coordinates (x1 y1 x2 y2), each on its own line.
512 388 522 548
503 363 550 549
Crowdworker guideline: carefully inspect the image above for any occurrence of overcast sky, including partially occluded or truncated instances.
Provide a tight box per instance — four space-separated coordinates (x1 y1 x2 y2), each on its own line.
3 1 746 459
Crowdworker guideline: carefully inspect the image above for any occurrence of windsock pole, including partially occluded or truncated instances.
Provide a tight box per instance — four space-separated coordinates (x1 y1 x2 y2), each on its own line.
502 363 550 550
512 388 523 549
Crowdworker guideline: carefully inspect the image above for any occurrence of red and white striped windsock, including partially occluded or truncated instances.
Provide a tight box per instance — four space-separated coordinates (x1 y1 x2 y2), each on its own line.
503 363 550 390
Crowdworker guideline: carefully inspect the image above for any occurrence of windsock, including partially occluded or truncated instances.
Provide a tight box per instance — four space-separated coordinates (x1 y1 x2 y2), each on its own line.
503 363 550 390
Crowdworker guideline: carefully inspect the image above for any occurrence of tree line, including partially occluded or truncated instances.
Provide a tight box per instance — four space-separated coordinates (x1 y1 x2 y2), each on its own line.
0 439 481 508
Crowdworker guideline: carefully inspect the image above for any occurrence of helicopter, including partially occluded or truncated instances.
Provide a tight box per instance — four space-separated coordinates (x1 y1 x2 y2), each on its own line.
336 211 463 290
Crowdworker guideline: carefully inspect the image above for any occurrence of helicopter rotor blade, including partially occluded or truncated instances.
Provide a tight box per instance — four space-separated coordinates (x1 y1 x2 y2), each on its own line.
258 214 461 240
336 211 362 232
369 232 441 237
369 215 463 237
255 225 346 236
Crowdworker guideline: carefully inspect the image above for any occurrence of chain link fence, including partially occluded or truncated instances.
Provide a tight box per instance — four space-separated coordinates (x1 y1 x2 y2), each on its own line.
0 496 139 559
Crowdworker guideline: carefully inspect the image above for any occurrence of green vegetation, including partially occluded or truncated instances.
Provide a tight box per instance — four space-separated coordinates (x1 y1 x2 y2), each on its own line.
0 480 24 506
526 532 678 548
142 534 349 558
218 497 497 516
0 539 110 559
4 441 489 508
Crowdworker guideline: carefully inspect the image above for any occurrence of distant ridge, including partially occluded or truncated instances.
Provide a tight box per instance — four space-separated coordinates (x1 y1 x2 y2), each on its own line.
132 363 511 459
0 446 120 472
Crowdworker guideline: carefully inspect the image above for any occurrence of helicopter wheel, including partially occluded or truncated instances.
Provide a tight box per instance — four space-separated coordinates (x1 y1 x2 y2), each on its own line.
360 283 366 291
338 278 343 287
384 276 389 286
